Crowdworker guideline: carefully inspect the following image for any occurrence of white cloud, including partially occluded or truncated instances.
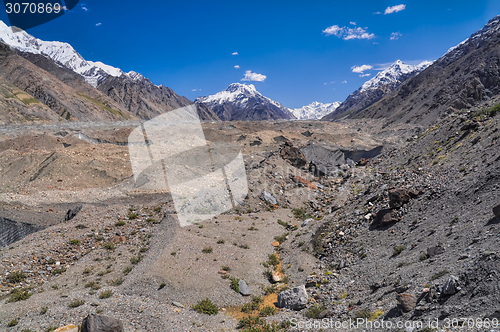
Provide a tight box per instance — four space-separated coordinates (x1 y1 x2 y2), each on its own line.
385 4 405 14
95 22 102 26
80 4 89 12
323 82 327 85
373 11 382 14
323 25 375 40
351 64 373 73
241 70 266 82
192 89 200 91
232 52 238 55
342 80 347 83
234 65 240 69
390 32 402 40
360 73 371 77
350 21 356 25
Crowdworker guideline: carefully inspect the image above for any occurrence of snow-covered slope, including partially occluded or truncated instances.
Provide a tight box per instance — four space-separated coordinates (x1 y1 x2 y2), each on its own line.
0 20 141 87
323 60 431 120
360 60 432 92
290 101 341 120
195 83 295 121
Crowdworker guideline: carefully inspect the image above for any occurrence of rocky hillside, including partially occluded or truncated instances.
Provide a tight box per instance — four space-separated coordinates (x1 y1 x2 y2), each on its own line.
323 60 431 121
344 15 500 126
195 83 295 121
0 20 219 123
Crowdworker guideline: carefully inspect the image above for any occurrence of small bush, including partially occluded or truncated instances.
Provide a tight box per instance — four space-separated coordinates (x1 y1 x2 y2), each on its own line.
115 221 126 226
68 299 85 308
230 277 240 292
103 242 115 250
139 247 148 253
274 232 289 245
52 268 66 275
267 253 280 267
430 269 448 281
259 305 277 317
40 306 48 314
69 239 80 245
6 271 26 283
305 304 325 319
85 281 100 290
292 208 306 219
9 288 32 302
128 213 138 220
393 245 406 256
355 308 371 319
130 255 142 264
419 253 428 261
217 239 225 244
123 266 133 275
75 224 88 229
83 267 92 275
99 290 113 299
109 278 124 286
277 219 288 227
202 246 213 254
221 266 231 272
192 298 219 315
7 319 18 327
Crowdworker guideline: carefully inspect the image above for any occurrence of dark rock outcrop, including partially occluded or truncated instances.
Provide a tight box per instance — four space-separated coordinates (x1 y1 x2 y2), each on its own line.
81 314 123 332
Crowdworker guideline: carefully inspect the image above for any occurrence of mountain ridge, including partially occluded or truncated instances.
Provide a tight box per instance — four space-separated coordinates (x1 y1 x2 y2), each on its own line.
290 101 341 120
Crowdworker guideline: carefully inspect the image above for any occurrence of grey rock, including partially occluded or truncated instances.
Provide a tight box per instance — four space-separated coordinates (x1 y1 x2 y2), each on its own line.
493 203 500 218
277 285 308 310
442 276 459 295
302 218 313 227
261 191 277 205
172 301 184 308
427 246 445 257
81 314 124 332
238 280 251 296
64 205 82 222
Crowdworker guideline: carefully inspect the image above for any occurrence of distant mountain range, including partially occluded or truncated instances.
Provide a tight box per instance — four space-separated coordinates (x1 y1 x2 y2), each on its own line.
195 83 295 121
333 14 500 125
322 60 432 121
0 21 219 124
289 101 341 120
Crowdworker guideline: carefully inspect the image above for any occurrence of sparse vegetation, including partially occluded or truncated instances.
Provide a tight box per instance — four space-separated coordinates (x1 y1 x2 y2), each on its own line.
202 246 213 254
393 245 406 256
274 232 289 245
430 269 449 281
6 271 26 283
130 255 142 264
217 239 225 244
68 299 85 308
123 266 133 275
305 304 325 319
230 277 240 293
7 319 18 327
128 213 138 220
115 221 126 226
104 242 115 250
85 281 100 290
8 288 32 302
99 290 114 299
259 305 277 317
192 298 219 315
69 239 80 245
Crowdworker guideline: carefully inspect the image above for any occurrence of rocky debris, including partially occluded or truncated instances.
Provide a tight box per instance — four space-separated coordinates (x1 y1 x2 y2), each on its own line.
301 130 313 137
273 135 288 143
291 175 317 189
54 325 78 332
277 285 308 310
261 191 277 205
238 279 251 296
280 141 307 168
397 293 417 312
442 276 459 295
109 235 126 244
272 270 284 282
493 203 500 218
81 314 124 332
63 205 82 222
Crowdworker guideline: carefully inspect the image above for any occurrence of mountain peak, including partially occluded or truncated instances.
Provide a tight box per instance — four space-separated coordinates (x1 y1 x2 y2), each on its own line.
360 60 431 92
195 83 294 121
291 101 341 120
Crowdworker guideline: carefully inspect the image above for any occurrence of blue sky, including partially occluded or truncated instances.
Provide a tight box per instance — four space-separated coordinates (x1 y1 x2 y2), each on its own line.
1 1 500 108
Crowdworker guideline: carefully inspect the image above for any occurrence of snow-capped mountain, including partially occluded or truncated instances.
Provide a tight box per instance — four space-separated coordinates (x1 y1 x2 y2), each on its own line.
0 20 141 87
195 83 295 121
290 101 341 120
323 60 431 120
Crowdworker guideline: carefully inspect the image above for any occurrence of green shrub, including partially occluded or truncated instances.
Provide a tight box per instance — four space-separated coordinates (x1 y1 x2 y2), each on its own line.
430 269 448 281
274 232 289 245
355 308 371 319
123 266 133 275
6 271 26 283
99 290 113 299
128 213 138 220
419 253 428 261
267 253 280 267
305 304 325 319
68 299 85 308
259 305 277 317
230 277 240 292
8 288 32 302
103 242 115 250
115 221 126 226
40 306 48 314
85 281 100 290
130 255 142 264
192 298 219 315
393 245 406 256
51 268 66 275
7 319 18 327
139 247 148 253
75 224 88 229
69 239 81 245
202 246 213 254
217 239 225 244
291 208 305 219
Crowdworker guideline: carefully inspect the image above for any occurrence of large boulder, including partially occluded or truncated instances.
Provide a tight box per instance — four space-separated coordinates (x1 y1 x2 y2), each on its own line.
372 209 399 227
389 188 411 209
442 276 459 295
280 142 307 168
81 314 123 332
238 280 251 296
493 203 500 218
277 285 308 310
64 205 82 222
261 191 277 205
396 293 416 312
